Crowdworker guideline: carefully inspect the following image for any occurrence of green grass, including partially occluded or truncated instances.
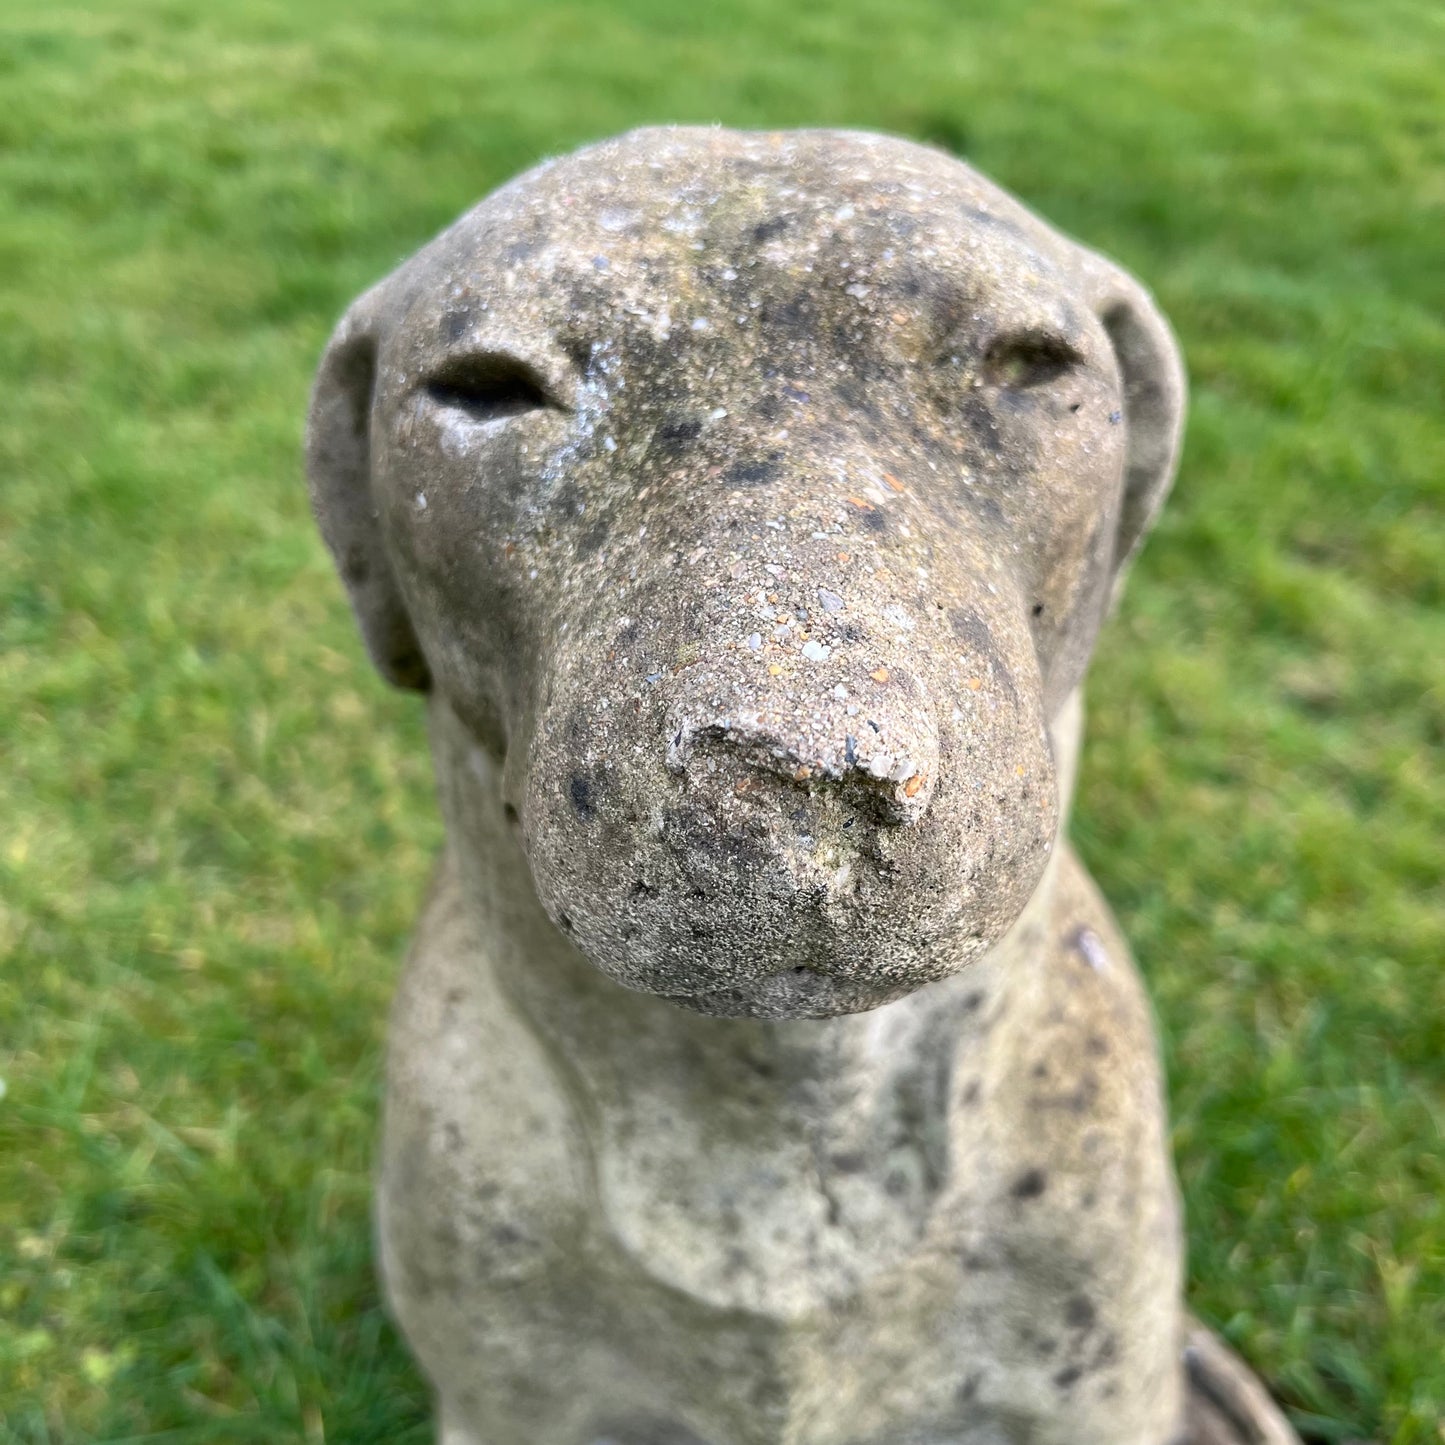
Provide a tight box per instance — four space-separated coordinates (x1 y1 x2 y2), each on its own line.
1 0 1442 1440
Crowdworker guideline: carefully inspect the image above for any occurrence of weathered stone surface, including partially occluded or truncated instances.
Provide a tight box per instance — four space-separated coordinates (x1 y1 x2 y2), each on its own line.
305 126 1299 1445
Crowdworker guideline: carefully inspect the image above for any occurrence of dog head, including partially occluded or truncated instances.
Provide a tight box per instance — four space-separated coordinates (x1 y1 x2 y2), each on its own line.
307 127 1184 1019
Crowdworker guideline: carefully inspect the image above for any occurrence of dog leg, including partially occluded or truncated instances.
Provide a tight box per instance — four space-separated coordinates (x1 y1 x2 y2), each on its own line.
1179 1320 1302 1445
437 1406 488 1445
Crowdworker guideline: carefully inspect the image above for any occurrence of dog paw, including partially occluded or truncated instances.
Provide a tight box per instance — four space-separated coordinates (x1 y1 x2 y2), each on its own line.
1179 1317 1303 1445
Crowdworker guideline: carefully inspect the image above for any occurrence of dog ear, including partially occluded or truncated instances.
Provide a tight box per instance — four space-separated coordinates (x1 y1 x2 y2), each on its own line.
305 287 430 691
1079 254 1187 593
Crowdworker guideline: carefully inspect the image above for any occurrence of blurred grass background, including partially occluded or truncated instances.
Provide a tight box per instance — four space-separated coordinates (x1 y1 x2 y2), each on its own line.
1 0 1442 1440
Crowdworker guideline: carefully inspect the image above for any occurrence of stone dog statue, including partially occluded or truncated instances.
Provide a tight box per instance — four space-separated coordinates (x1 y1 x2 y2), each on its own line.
305 128 1301 1445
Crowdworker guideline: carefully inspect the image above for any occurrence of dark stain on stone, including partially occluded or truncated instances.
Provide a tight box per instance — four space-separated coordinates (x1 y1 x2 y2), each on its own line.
1011 1168 1048 1200
342 546 369 586
834 376 881 420
949 605 994 658
1053 1364 1083 1391
759 294 815 338
552 480 585 517
663 806 762 868
570 775 596 820
653 415 703 453
1031 1071 1100 1116
992 655 1022 714
577 519 609 557
442 308 471 343
960 396 1005 455
726 457 781 488
752 215 792 244
904 268 974 338
966 489 1008 530
563 338 596 377
1065 1295 1096 1330
958 204 1030 245
503 234 542 264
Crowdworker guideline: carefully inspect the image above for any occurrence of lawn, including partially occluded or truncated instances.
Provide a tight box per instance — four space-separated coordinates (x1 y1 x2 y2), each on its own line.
1 0 1442 1440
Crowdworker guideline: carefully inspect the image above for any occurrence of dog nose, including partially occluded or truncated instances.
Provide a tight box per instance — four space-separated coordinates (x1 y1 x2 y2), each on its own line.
664 691 939 827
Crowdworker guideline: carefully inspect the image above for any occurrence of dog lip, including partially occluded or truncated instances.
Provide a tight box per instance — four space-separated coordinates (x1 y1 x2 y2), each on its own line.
661 962 923 1020
661 965 825 1001
663 962 836 1005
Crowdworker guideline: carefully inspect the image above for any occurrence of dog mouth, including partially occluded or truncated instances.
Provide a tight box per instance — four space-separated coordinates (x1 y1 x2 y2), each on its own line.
664 964 919 1020
531 772 999 1018
520 694 1059 1016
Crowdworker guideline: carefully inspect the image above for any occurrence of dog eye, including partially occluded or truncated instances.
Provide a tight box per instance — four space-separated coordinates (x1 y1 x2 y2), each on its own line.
424 354 555 422
983 332 1082 389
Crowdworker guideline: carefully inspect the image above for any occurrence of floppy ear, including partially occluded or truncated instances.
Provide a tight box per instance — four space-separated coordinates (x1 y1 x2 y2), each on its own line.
1079 254 1188 592
305 287 430 690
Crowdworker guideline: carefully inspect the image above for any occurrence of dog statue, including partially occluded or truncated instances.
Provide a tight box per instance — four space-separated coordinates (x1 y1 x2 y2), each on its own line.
305 127 1301 1445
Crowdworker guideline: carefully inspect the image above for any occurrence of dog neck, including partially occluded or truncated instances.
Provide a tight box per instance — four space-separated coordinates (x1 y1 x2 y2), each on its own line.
424 690 1083 1098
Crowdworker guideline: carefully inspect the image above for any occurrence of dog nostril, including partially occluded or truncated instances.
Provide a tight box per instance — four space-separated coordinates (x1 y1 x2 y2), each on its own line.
672 719 937 828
